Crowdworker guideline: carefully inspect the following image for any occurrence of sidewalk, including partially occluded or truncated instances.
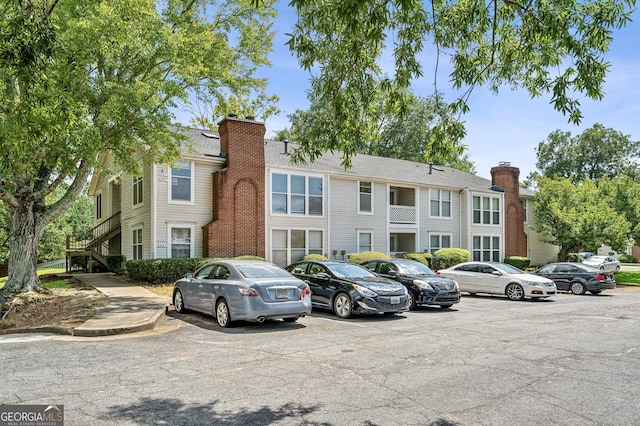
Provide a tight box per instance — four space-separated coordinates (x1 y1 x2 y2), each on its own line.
71 273 171 337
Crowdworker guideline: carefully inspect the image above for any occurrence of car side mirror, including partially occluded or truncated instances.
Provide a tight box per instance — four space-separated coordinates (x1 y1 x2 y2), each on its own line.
386 270 397 276
317 272 331 280
492 271 501 276
185 273 193 279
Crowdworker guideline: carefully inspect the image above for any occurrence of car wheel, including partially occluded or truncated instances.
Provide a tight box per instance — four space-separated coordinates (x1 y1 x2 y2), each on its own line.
173 289 187 313
600 266 605 271
570 282 586 295
615 265 621 272
333 293 353 319
505 283 525 301
216 299 232 328
282 317 298 323
440 304 453 309
590 290 602 295
407 291 417 310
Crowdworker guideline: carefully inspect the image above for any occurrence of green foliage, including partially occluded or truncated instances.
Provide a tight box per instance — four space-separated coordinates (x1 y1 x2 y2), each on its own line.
528 124 640 185
406 252 433 268
433 248 470 270
503 256 531 270
286 0 635 166
567 253 582 262
347 251 390 264
613 271 640 285
105 254 126 274
126 258 206 284
232 255 266 261
302 253 328 261
618 254 637 264
534 176 633 260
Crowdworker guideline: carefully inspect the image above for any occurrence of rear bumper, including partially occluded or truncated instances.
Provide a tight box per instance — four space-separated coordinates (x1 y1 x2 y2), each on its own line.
230 297 312 321
586 281 616 291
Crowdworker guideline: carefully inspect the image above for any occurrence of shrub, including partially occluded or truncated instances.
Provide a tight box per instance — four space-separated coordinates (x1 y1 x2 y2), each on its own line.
105 254 126 274
347 251 390 264
126 258 205 284
433 248 470 270
618 254 637 263
567 253 581 262
302 253 328 261
406 252 433 267
503 256 531 270
232 255 266 261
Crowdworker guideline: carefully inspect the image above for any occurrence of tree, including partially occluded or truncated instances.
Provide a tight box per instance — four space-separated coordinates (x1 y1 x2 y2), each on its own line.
283 92 475 172
0 0 277 293
529 124 640 184
533 177 630 261
285 0 636 166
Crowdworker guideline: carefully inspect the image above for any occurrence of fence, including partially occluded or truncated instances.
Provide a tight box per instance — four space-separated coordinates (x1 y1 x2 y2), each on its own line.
37 259 66 271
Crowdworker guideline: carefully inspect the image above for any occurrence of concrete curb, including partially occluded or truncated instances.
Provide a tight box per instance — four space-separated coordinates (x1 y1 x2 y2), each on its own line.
72 307 166 337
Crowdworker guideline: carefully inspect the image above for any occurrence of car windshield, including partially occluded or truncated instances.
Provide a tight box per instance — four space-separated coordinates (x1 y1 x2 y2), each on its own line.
327 262 376 278
585 256 606 262
396 260 435 275
492 263 525 274
237 264 292 278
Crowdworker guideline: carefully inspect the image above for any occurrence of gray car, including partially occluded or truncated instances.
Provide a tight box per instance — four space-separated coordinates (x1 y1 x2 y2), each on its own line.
172 260 312 327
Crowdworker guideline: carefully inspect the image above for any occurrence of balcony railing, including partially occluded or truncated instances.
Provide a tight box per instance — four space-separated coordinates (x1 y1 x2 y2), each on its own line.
389 205 416 224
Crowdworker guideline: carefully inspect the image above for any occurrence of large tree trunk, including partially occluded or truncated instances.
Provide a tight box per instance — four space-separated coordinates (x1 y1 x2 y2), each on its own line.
4 202 47 294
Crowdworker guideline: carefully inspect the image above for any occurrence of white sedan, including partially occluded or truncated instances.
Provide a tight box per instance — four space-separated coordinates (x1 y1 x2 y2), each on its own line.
582 255 621 272
437 262 557 301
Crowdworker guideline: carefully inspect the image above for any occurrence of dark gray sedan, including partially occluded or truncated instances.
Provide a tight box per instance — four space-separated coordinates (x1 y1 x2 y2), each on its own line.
532 262 616 295
173 260 312 327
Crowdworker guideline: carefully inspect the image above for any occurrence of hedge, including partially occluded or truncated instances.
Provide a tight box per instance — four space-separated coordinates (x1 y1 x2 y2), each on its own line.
503 256 531 270
347 251 390 264
406 252 433 267
433 248 470 270
302 254 329 261
618 254 637 263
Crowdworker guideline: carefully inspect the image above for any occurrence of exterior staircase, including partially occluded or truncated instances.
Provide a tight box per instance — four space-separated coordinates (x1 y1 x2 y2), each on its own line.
66 212 121 272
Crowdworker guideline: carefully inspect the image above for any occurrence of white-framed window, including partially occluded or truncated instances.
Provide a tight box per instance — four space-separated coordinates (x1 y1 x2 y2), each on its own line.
132 228 143 260
168 225 194 258
95 192 102 220
522 198 528 223
271 172 323 216
359 181 372 214
133 176 143 206
170 161 194 204
429 234 451 255
472 235 501 262
358 231 373 252
430 189 451 217
473 195 500 225
271 229 324 266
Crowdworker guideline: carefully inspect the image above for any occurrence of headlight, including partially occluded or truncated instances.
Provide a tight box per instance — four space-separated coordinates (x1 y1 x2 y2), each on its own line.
527 281 544 288
353 284 378 298
452 280 460 291
412 279 431 289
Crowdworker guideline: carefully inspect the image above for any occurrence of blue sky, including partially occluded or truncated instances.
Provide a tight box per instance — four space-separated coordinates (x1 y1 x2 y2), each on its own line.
182 2 640 181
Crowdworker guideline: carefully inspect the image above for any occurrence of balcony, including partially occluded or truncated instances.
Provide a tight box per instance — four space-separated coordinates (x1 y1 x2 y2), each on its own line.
389 205 416 224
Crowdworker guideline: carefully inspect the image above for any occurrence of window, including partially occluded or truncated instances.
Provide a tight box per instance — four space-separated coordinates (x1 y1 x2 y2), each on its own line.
170 226 192 258
271 173 323 216
271 229 324 266
358 231 372 252
473 195 500 225
522 198 528 223
95 193 102 219
170 161 192 203
472 235 500 262
133 228 143 260
133 176 143 206
359 181 372 213
429 234 451 255
430 189 451 217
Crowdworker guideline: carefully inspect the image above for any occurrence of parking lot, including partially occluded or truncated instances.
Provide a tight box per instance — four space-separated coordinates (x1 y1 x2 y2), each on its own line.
2 287 639 425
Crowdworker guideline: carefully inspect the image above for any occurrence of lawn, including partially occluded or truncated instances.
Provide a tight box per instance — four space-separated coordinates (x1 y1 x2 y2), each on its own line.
614 270 640 286
0 268 66 290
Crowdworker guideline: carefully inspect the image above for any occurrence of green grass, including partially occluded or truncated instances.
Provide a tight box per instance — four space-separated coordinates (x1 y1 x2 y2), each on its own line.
0 268 68 290
43 280 72 289
614 271 640 286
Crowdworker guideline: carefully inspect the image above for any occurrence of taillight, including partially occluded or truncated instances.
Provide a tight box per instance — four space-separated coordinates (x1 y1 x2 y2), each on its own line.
239 286 259 297
595 273 605 281
301 285 311 300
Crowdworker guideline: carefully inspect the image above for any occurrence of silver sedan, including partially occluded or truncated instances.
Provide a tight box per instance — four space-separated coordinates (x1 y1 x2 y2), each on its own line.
172 260 312 327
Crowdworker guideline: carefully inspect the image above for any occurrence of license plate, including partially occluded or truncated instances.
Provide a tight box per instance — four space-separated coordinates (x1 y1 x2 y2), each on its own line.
276 289 289 299
390 296 400 304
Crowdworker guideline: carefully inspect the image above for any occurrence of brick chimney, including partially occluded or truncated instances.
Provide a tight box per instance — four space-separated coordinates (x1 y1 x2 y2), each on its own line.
490 162 527 258
203 117 266 258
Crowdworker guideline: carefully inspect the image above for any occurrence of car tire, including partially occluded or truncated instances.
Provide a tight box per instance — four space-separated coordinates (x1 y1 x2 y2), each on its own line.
440 304 453 309
173 289 187 314
333 293 353 319
505 283 525 301
407 291 417 310
570 282 586 295
216 299 232 328
590 290 602 295
615 265 620 272
600 266 605 271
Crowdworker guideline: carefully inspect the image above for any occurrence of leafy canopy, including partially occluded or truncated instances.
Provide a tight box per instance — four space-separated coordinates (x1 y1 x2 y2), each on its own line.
284 0 636 166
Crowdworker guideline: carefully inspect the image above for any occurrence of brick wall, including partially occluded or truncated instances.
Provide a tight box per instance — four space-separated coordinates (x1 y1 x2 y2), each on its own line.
491 164 528 257
203 117 266 258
